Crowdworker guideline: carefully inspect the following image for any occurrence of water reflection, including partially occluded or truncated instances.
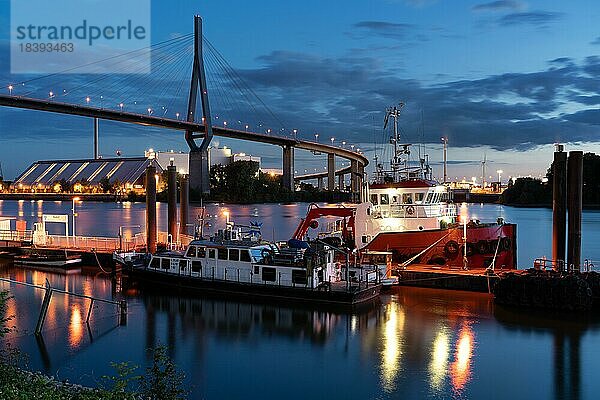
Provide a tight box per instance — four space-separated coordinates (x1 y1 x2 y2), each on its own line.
450 323 474 392
429 328 450 392
380 301 404 392
2 263 600 399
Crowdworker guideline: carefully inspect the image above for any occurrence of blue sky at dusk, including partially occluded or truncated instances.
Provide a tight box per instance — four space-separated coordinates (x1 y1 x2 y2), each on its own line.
1 0 600 181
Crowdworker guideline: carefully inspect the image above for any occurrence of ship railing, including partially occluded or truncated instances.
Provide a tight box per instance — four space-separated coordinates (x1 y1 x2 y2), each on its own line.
44 234 120 251
0 229 33 241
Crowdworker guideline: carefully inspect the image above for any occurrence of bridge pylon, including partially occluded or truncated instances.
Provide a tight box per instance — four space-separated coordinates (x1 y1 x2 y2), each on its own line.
186 15 214 195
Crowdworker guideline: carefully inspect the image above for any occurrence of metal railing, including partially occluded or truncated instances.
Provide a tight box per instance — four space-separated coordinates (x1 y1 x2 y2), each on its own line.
0 229 33 241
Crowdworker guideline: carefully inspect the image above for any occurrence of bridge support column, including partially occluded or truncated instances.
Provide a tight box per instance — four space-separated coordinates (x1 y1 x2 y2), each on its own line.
167 162 177 243
317 177 324 190
351 160 359 201
189 149 210 195
180 174 189 236
282 145 294 191
327 153 335 191
145 164 157 254
358 163 365 202
338 174 344 191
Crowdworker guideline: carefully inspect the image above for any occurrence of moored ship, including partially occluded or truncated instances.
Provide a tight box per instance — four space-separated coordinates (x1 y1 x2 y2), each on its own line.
115 222 382 306
293 103 517 271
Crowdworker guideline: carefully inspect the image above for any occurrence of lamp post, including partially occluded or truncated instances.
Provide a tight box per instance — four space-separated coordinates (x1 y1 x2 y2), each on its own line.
119 225 141 251
72 197 80 241
315 133 319 142
497 169 503 183
441 137 448 183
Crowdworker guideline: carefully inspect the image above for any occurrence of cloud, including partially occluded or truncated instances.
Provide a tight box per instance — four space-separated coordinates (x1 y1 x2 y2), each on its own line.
472 1 524 12
498 11 563 27
350 21 415 40
591 36 600 45
231 50 600 152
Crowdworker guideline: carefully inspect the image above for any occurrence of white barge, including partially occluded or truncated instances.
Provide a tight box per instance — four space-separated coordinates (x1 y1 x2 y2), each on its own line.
116 225 382 306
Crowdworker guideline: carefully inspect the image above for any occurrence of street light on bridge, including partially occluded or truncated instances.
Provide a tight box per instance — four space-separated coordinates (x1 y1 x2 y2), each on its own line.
119 102 124 111
8 85 13 95
315 133 319 142
330 137 335 146
86 96 90 104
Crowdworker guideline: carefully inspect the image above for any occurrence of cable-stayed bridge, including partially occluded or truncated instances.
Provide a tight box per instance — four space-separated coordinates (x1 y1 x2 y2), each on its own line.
0 16 367 200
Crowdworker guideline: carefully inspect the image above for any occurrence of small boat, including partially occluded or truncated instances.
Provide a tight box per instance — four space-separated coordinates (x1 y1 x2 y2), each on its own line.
14 251 82 273
115 223 382 307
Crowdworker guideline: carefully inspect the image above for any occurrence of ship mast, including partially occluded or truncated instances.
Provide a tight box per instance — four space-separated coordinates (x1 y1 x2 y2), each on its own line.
384 102 405 182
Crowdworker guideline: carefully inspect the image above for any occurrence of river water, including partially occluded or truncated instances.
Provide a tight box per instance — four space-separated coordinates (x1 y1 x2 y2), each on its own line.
1 200 600 399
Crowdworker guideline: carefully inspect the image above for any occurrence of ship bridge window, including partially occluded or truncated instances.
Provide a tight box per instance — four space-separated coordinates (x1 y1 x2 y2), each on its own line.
241 250 251 262
198 247 206 258
415 193 424 204
209 248 216 259
441 192 449 202
370 194 379 205
229 248 240 261
218 248 228 260
402 193 413 204
425 192 434 204
392 196 398 204
380 194 389 205
186 246 197 258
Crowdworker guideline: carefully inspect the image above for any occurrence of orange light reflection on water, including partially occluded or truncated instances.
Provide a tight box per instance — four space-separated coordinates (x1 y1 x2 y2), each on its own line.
450 323 475 392
68 303 84 348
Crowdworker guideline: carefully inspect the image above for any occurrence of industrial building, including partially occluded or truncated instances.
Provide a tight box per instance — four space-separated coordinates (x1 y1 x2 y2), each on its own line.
12 157 162 193
146 147 262 174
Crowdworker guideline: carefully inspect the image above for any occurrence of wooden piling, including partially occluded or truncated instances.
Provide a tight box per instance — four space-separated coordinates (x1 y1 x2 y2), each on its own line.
167 163 177 243
180 174 189 235
146 164 157 254
552 149 567 270
567 151 583 271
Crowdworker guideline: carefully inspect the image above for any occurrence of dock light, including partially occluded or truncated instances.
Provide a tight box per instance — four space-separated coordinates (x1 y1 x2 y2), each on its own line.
8 85 13 94
72 197 81 239
224 211 230 225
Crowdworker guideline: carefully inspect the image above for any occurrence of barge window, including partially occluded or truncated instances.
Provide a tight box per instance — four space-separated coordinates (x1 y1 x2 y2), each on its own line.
208 249 216 259
186 246 196 258
229 249 240 261
250 249 265 263
161 258 170 270
198 247 206 258
402 193 413 204
262 267 277 282
380 194 389 205
179 259 187 271
241 250 251 262
218 248 228 260
191 260 201 272
292 270 307 284
425 192 434 204
415 193 424 203
254 265 260 274
392 196 398 203
151 257 160 269
370 194 378 205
